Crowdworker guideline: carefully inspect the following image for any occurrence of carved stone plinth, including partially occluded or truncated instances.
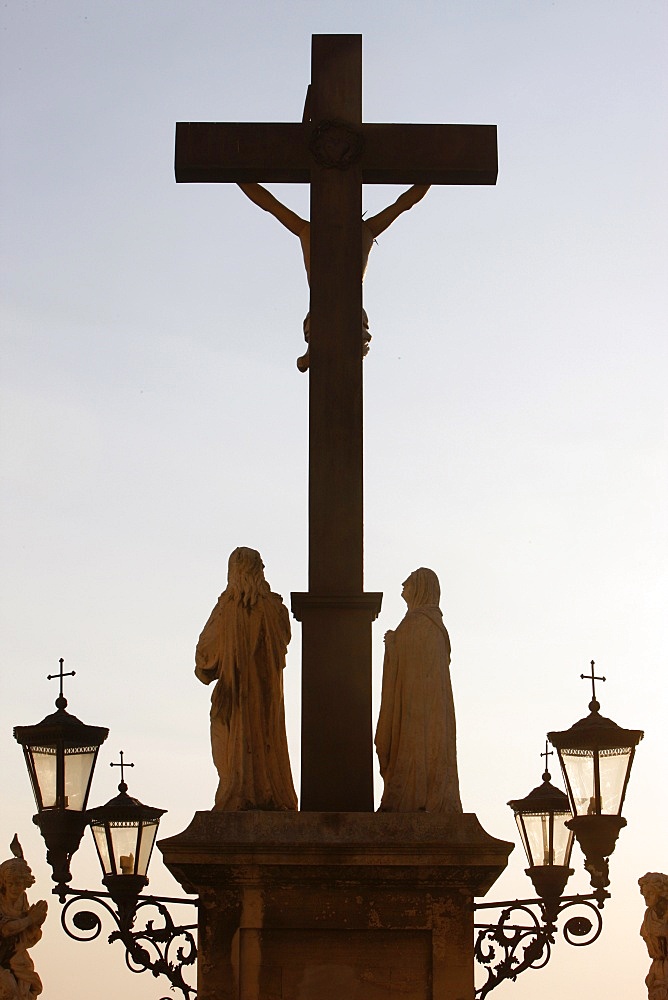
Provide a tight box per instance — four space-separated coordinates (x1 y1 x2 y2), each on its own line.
159 811 512 1000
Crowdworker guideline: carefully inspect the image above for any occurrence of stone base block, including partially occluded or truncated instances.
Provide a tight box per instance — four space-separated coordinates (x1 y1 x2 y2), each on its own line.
159 811 512 1000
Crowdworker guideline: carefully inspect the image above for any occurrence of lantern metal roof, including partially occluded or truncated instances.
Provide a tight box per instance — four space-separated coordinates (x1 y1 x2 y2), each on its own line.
508 774 572 815
88 783 166 824
14 697 109 751
548 704 644 752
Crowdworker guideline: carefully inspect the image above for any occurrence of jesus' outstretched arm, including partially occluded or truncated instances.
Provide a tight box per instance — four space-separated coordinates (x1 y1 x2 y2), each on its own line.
365 184 430 239
237 183 307 237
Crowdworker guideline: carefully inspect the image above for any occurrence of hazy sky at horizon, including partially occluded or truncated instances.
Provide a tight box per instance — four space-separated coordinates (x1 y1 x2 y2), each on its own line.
1 2 666 997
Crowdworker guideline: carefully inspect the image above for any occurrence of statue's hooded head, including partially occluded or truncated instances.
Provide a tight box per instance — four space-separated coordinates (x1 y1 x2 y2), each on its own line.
402 567 441 611
226 547 270 608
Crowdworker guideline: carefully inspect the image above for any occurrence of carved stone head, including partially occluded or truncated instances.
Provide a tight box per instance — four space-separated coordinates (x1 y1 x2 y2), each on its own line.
402 567 441 610
226 547 270 608
639 872 668 911
0 857 35 903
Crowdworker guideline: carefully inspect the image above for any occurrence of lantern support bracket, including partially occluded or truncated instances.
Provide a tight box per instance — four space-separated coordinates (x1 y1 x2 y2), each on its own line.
473 889 608 997
58 885 198 1000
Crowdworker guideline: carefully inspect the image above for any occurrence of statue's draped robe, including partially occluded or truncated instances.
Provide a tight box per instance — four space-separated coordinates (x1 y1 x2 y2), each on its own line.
375 606 462 813
641 903 668 1000
0 891 43 998
195 591 297 811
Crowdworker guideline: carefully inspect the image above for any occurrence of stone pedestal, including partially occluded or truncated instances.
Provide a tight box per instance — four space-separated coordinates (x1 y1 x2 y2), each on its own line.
159 812 512 1000
291 593 383 811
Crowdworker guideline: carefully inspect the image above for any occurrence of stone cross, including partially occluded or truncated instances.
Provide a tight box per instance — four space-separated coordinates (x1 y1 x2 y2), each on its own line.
175 35 497 810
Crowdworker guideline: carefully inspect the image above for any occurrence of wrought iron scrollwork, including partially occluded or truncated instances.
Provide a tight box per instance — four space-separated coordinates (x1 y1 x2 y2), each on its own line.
61 889 197 999
474 892 605 997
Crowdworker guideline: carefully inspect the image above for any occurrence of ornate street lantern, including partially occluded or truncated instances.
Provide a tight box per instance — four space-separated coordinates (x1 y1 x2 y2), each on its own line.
13 660 109 892
87 752 166 928
548 663 643 890
507 745 575 912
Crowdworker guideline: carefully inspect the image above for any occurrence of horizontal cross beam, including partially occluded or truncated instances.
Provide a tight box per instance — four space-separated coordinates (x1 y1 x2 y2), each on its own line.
175 122 498 185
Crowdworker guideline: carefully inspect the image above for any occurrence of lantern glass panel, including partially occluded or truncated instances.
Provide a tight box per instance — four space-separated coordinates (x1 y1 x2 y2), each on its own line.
91 823 113 874
63 747 96 811
514 815 531 865
599 747 633 814
31 747 57 808
137 821 159 877
523 813 549 867
552 815 575 866
518 811 573 867
560 749 594 815
108 822 140 876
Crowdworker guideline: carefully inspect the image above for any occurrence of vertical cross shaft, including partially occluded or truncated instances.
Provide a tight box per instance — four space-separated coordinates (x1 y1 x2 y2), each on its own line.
292 37 381 810
309 35 363 594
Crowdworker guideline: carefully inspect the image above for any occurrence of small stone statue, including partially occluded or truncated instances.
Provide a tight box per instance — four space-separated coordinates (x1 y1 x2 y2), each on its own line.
237 182 429 371
0 838 47 1000
375 568 462 814
195 547 298 811
639 873 668 1000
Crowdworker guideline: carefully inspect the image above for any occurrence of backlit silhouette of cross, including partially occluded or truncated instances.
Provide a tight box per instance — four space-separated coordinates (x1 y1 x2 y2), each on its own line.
580 659 606 707
110 750 134 789
47 657 76 702
540 740 554 778
175 34 498 811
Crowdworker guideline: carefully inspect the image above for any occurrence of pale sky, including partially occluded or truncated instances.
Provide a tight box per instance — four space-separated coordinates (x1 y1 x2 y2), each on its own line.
1 2 666 998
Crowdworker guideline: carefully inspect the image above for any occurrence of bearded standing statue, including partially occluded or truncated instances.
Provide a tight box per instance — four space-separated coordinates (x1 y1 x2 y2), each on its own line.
639 873 668 1000
0 839 47 1000
375 567 463 814
195 547 298 811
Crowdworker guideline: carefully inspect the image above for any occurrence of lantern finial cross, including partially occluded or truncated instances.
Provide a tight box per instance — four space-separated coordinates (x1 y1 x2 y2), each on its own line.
110 750 134 792
540 740 554 781
47 657 76 709
580 659 606 712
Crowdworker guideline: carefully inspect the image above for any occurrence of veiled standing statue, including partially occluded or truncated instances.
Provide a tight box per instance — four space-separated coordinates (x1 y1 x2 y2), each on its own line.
195 547 298 811
639 873 668 1000
0 838 47 1000
375 568 462 814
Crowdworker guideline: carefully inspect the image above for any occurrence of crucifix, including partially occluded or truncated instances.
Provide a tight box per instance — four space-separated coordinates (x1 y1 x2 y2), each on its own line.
176 35 497 810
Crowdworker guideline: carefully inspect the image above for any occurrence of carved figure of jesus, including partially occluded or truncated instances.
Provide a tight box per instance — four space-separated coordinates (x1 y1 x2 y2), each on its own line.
238 182 429 371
